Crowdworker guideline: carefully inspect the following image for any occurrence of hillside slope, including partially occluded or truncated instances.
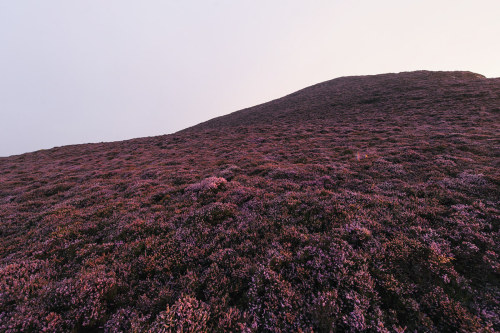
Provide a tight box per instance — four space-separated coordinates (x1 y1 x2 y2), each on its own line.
0 71 499 332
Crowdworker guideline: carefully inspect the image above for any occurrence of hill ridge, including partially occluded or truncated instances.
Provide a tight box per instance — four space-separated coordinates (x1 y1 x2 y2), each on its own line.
183 70 497 132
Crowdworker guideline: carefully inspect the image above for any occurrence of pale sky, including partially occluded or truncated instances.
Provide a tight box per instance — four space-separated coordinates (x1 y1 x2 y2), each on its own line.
1 1 499 157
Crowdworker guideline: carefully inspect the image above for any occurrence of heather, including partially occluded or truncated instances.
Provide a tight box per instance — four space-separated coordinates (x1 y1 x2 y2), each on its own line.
0 71 499 332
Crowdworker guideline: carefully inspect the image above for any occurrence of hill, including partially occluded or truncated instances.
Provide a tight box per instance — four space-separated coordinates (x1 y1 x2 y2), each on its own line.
0 71 499 332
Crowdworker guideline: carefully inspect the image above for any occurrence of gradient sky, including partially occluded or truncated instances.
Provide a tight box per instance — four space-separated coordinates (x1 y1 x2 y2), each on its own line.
1 0 499 157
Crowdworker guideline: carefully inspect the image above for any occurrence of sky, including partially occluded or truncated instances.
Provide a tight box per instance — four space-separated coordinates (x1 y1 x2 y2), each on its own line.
1 1 499 157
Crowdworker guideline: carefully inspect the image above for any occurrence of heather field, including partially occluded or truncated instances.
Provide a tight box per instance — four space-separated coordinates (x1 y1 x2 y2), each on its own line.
0 71 499 332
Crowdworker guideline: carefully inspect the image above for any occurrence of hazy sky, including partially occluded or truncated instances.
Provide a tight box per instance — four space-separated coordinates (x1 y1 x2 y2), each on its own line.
1 1 499 157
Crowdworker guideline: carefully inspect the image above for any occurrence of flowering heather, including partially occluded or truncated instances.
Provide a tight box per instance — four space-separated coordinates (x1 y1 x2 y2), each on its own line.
0 71 499 332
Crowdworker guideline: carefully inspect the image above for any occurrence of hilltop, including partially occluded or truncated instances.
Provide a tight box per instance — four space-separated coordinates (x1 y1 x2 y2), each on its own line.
0 71 499 332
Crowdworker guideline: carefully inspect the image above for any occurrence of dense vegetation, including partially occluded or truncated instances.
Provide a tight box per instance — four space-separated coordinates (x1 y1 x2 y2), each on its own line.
0 71 499 332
